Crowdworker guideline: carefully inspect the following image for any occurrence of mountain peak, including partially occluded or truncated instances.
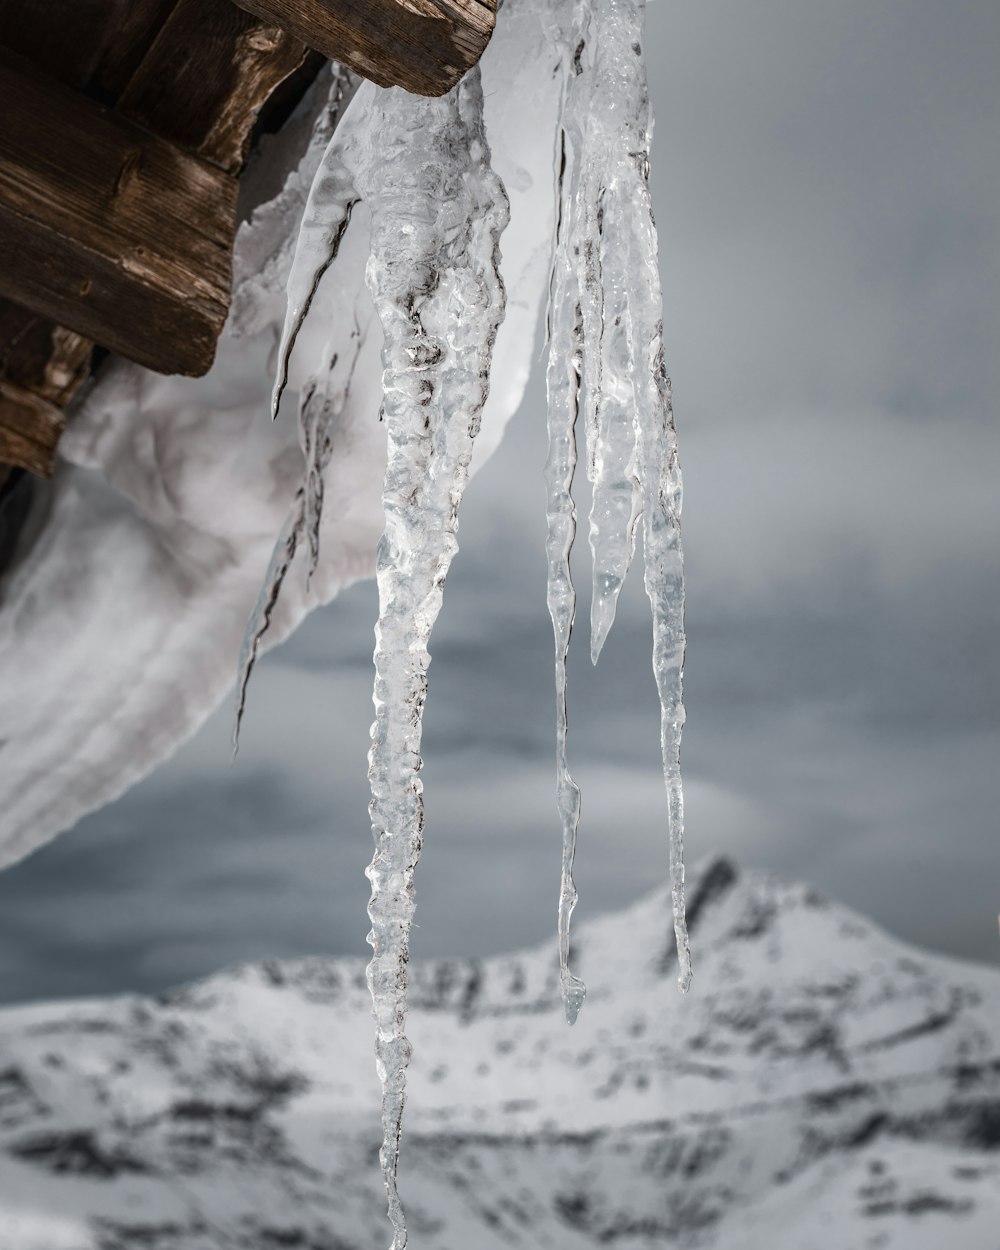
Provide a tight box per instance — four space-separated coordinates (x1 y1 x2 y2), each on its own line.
1 859 998 1249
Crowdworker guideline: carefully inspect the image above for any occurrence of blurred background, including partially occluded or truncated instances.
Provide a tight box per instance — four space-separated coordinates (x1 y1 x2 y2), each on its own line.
0 0 997 1003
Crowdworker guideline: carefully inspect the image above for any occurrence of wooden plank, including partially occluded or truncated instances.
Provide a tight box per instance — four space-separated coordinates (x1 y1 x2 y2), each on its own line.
230 0 495 96
118 0 307 173
0 50 237 377
0 0 179 100
0 303 92 404
87 0 181 102
0 379 64 477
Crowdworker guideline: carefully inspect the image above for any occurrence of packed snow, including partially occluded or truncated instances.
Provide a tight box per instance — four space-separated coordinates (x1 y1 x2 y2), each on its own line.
0 0 563 869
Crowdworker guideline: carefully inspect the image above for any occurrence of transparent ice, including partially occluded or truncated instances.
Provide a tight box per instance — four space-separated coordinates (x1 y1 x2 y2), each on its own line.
233 67 357 747
261 69 508 1248
545 0 691 1014
241 0 689 1239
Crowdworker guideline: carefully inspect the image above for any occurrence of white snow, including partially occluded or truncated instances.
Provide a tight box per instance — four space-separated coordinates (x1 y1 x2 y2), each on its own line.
1 859 999 1250
0 0 564 871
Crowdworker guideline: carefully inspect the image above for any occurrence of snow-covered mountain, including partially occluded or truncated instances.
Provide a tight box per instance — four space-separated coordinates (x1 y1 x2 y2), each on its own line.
1 858 998 1250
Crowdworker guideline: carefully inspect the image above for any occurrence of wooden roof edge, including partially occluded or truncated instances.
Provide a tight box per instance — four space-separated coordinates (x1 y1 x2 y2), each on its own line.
230 0 497 96
0 0 500 478
0 0 320 477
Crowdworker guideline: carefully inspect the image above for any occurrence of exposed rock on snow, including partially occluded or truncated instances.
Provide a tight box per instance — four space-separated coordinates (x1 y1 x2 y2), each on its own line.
1 858 998 1250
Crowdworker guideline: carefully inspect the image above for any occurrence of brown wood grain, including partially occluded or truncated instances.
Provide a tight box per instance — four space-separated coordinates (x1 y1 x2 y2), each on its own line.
0 0 181 99
118 0 307 173
0 49 236 377
0 379 64 476
0 305 92 404
0 0 179 441
0 0 325 473
231 0 496 96
87 0 182 102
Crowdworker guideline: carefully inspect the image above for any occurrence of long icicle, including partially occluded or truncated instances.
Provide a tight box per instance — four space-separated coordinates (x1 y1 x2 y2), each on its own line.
546 0 691 993
574 0 646 665
233 70 359 749
545 137 587 1024
616 0 691 988
361 72 509 1248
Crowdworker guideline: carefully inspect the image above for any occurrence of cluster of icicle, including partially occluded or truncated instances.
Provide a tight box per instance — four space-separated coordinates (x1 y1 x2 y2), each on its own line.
545 0 691 1025
245 69 508 1250
237 0 689 1245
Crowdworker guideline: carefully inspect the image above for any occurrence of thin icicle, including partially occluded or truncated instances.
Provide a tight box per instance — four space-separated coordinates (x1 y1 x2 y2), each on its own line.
542 2 589 1028
233 497 303 750
630 217 692 996
547 0 691 988
587 176 644 662
545 144 587 1023
233 71 360 750
270 132 361 421
358 73 509 1249
638 343 691 991
607 0 691 988
233 323 364 750
554 0 647 664
302 322 364 585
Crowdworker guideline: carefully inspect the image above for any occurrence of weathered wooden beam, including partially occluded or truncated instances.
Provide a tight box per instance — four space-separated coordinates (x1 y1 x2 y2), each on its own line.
0 379 64 477
0 0 177 448
230 0 495 96
0 304 92 404
0 0 176 94
0 50 237 378
86 0 182 102
118 0 307 174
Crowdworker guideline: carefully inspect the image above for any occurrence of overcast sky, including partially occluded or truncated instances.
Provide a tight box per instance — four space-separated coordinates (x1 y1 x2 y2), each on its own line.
1 0 997 1004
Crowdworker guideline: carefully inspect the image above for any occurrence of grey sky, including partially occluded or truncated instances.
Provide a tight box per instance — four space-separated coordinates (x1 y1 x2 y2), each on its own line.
1 0 998 1003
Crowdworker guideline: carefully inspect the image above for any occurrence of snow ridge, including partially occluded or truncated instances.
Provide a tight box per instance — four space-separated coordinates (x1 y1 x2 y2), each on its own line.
1 859 998 1250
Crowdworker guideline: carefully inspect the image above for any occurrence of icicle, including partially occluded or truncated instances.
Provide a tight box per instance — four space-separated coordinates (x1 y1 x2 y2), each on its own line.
629 197 693 996
233 324 364 751
587 190 644 664
233 496 302 750
605 0 692 991
270 127 361 422
545 125 587 1023
547 0 691 991
558 0 647 665
358 74 508 1249
233 71 361 751
244 62 507 1243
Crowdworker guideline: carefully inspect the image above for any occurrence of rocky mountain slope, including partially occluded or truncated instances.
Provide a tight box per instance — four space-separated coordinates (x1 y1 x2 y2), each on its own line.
1 857 998 1250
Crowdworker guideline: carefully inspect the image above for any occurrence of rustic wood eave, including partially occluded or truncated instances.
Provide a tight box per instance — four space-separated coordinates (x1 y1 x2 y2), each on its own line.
0 379 64 478
231 0 496 96
0 49 238 378
0 0 498 480
0 0 310 478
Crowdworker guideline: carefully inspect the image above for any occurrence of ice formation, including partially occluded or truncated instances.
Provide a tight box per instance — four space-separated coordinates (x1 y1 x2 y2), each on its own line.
266 68 507 1248
250 0 687 1240
361 78 507 1250
545 0 691 1019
